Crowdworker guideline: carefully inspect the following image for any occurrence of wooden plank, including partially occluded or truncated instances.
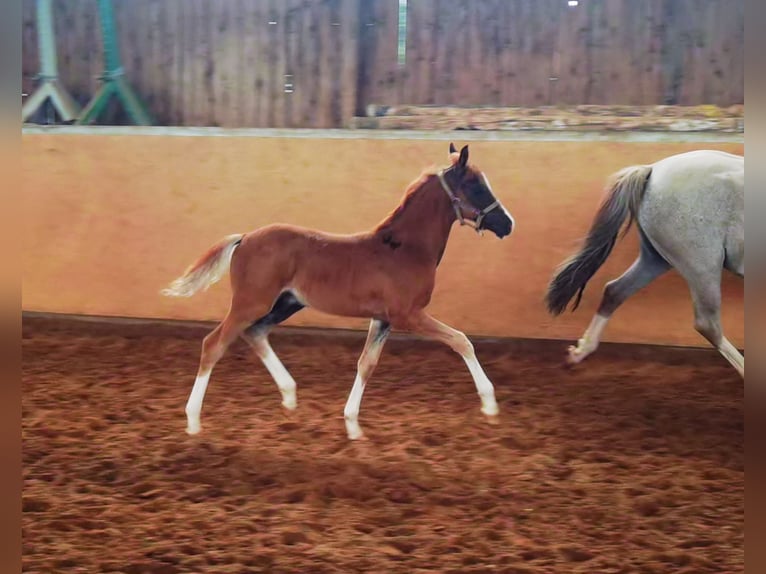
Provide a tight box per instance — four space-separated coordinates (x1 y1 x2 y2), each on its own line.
177 0 194 125
244 0 264 127
200 0 215 126
422 0 441 105
330 0 345 126
281 0 297 128
167 0 184 125
22 0 38 99
369 0 400 107
681 0 700 105
723 0 745 104
484 0 503 105
553 0 588 104
262 0 276 127
339 0 359 126
404 0 424 104
499 0 516 105
584 0 604 104
145 0 160 123
67 0 86 103
432 0 455 106
526 0 546 104
275 0 289 127
209 0 227 127
126 3 150 118
467 0 484 105
452 0 470 105
631 0 664 105
53 0 73 96
538 0 558 105
299 0 318 127
517 0 537 105
155 0 172 124
355 0 375 115
315 0 331 127
676 0 695 105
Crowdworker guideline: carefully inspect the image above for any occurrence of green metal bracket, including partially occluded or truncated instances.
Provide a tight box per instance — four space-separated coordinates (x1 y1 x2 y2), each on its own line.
77 0 153 125
22 0 82 123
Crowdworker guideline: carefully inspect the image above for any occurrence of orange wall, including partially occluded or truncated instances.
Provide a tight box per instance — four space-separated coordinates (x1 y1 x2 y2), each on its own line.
21 133 744 348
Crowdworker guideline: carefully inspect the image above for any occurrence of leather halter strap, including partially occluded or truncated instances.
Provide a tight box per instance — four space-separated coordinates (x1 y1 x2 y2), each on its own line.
437 169 500 232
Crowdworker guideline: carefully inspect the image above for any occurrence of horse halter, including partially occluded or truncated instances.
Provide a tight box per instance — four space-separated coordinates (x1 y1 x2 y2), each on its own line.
437 169 500 233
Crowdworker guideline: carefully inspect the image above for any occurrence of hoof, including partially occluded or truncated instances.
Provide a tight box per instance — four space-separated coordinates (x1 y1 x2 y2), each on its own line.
484 413 500 426
566 344 588 365
481 401 499 418
186 423 201 435
281 391 297 411
345 418 365 441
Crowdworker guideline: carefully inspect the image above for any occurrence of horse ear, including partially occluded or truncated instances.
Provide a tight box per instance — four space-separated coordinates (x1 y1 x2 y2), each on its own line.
449 142 457 154
458 145 469 169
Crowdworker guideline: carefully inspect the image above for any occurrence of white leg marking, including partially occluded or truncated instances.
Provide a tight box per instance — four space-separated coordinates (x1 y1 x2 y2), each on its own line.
259 343 298 410
185 371 211 435
462 352 499 417
718 336 744 378
344 373 366 440
343 320 389 440
410 313 499 422
568 313 609 364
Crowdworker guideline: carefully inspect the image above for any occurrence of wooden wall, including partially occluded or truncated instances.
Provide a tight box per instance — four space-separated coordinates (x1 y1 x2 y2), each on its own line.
361 0 744 108
22 0 744 127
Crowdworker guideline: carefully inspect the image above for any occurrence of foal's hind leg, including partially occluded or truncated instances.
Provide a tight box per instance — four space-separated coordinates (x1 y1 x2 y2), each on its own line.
343 319 391 440
403 311 499 421
240 290 305 411
186 314 247 435
568 235 670 365
241 335 298 410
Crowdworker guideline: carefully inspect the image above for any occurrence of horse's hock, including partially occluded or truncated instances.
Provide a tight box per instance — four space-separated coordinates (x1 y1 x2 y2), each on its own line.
21 125 744 348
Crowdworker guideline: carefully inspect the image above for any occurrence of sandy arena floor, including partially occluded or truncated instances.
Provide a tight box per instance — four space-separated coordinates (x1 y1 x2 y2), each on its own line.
22 316 743 573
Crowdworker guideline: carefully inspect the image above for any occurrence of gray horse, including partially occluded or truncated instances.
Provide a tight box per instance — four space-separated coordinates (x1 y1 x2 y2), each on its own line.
545 149 744 377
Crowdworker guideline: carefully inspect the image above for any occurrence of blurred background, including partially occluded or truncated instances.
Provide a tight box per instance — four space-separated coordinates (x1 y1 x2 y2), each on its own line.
22 0 744 127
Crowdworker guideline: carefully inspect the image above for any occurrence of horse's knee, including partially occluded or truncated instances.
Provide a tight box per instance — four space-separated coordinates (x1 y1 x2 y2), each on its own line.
200 332 222 363
451 332 474 358
598 279 623 316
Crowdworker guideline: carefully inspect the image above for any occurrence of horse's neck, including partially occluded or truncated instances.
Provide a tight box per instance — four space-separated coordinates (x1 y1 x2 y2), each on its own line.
376 177 455 262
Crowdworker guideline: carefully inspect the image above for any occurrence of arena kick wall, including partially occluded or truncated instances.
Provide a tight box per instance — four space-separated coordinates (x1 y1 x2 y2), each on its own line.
21 128 744 348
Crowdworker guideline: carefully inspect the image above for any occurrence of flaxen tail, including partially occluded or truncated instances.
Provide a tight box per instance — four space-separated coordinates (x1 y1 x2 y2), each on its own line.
161 234 243 297
545 164 653 316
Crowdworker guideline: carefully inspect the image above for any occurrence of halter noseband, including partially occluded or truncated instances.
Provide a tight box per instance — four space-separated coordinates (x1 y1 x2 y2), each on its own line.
437 169 501 233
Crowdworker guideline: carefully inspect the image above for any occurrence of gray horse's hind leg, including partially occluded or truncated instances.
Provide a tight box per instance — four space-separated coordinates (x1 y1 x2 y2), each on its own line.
568 234 670 364
684 266 745 378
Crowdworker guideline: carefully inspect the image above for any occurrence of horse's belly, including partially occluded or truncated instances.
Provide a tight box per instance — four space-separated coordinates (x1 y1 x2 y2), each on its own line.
289 272 389 319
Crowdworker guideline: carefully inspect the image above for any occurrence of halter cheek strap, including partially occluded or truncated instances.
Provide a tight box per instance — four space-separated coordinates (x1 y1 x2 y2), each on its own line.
437 169 500 232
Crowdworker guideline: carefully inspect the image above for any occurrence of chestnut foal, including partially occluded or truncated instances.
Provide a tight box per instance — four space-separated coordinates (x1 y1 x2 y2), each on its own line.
163 144 514 439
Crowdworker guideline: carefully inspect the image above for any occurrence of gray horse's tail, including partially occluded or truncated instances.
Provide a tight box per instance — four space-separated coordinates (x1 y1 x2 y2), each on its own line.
545 164 653 316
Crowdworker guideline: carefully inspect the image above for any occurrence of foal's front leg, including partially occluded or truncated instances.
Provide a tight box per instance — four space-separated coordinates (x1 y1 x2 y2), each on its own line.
405 311 499 421
343 319 391 440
